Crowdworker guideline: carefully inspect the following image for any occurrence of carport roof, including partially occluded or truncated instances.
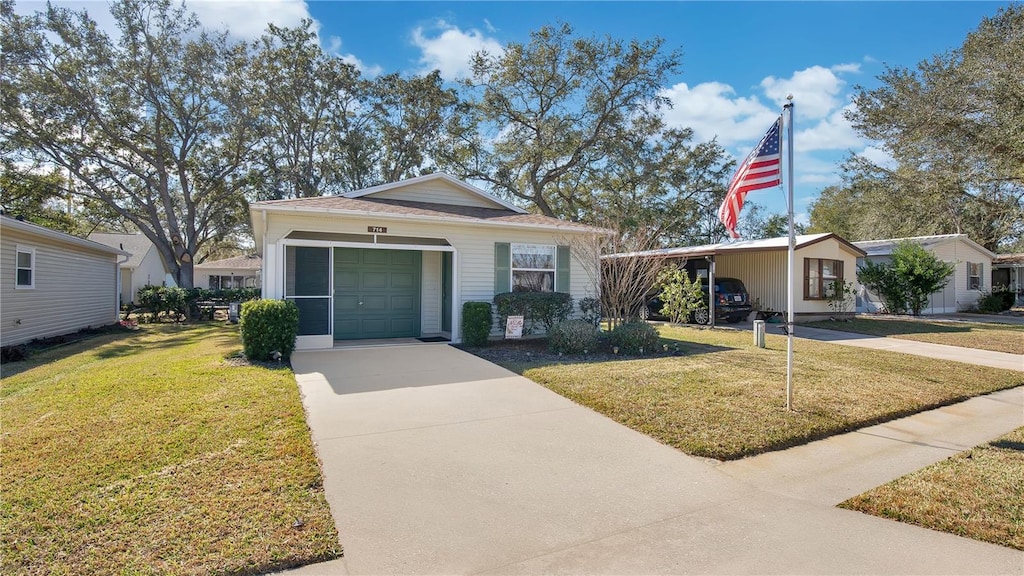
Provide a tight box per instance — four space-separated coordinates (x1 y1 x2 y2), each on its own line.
605 233 865 259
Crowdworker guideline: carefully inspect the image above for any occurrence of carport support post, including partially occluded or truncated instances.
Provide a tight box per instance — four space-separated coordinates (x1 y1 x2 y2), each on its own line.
708 256 715 328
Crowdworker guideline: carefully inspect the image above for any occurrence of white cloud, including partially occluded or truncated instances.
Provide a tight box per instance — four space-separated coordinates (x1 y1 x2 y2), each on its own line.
830 62 861 74
761 65 849 120
189 0 311 39
858 144 897 169
411 20 504 80
326 35 383 76
660 81 777 146
795 103 863 152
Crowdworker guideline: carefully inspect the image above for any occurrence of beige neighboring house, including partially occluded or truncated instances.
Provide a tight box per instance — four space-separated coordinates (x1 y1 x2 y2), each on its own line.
853 234 996 314
249 173 609 349
194 255 262 289
611 233 866 320
88 233 171 306
1 215 124 347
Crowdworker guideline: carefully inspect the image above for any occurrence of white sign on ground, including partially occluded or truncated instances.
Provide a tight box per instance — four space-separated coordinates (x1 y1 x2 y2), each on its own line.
505 315 524 339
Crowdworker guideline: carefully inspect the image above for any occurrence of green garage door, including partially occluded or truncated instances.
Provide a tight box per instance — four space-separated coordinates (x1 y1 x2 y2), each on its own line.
334 248 421 340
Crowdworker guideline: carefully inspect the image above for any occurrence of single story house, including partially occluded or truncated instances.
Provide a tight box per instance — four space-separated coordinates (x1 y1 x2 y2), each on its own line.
853 234 995 314
992 253 1024 304
1 215 125 347
194 255 262 290
249 173 608 349
610 233 866 320
88 232 173 305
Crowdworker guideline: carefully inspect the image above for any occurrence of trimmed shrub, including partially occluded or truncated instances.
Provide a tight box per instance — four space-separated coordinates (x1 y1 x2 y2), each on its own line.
239 299 299 361
977 289 1012 314
461 302 493 347
607 319 660 355
547 319 600 355
136 285 189 321
577 297 602 327
493 292 573 334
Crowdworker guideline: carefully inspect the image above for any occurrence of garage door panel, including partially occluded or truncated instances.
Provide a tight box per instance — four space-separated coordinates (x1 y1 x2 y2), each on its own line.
334 248 421 340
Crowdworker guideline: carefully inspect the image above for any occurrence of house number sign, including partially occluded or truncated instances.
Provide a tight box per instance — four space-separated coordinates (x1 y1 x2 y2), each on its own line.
367 226 388 233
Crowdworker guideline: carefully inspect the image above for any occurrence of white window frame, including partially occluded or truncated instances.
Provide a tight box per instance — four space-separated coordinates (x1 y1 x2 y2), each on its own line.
967 262 983 290
511 243 557 292
15 245 35 289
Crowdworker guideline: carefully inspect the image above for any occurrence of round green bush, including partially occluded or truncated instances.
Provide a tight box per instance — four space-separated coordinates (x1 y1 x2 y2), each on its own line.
548 319 600 354
607 320 660 355
461 302 493 347
239 299 299 361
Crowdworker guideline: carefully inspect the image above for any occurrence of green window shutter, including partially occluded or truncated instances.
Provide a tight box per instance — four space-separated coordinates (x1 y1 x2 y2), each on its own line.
494 242 511 294
556 245 571 293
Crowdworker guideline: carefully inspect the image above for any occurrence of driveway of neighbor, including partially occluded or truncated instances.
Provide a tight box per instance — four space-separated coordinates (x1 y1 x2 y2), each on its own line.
286 344 1023 575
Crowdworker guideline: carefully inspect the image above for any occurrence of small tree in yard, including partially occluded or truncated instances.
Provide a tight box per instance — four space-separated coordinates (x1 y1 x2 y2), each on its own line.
825 279 857 315
890 241 956 316
656 264 704 323
857 241 956 316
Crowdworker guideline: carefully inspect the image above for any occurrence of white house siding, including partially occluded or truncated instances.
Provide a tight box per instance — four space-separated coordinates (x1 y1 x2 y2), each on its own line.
1 227 119 347
261 211 599 343
130 248 169 302
715 239 861 317
368 180 502 209
930 239 991 312
421 251 442 334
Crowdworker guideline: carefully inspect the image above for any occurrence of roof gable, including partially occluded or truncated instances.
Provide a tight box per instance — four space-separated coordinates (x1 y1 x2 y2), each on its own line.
87 233 155 268
853 234 995 260
342 173 526 213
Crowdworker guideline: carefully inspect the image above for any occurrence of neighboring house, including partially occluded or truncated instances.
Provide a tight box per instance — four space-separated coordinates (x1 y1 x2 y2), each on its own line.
607 233 866 319
249 173 608 349
853 234 995 314
88 233 172 305
1 215 125 347
991 253 1024 305
194 255 262 290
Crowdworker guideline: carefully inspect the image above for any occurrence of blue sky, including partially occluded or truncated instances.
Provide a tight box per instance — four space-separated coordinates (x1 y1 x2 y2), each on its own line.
16 1 1009 222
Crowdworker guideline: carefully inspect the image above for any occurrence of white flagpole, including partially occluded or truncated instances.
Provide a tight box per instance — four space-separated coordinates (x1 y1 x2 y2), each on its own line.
784 96 795 411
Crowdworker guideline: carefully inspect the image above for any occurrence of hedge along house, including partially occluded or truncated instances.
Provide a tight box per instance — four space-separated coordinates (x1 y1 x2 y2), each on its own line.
1 215 125 347
249 173 609 349
611 233 866 319
853 234 995 314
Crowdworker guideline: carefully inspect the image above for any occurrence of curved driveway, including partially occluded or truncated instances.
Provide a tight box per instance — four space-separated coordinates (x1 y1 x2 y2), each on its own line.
288 343 1023 575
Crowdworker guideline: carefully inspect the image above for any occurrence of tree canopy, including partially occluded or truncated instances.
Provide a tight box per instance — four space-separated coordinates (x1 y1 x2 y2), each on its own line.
817 5 1024 251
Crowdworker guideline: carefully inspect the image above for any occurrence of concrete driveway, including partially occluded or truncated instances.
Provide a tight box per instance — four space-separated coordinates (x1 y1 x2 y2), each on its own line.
288 344 1023 575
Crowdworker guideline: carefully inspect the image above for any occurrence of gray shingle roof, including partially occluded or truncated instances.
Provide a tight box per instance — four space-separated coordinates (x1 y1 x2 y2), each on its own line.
195 254 262 270
87 233 154 268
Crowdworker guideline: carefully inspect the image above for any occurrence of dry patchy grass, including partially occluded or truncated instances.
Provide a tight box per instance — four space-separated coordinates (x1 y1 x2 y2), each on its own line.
0 323 339 575
840 427 1024 550
803 317 1024 355
476 325 1024 460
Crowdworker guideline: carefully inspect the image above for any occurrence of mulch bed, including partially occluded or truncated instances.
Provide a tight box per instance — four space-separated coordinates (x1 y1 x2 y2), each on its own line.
457 337 685 367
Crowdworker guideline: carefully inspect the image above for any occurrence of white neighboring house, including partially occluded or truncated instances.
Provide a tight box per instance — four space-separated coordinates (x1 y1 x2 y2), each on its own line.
194 255 262 289
991 254 1024 305
88 233 172 305
249 173 609 349
1 215 125 347
853 234 996 314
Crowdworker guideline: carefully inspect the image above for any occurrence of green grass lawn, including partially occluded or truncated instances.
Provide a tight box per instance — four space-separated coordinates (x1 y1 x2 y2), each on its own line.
803 317 1024 355
475 325 1024 460
841 427 1024 551
0 323 339 575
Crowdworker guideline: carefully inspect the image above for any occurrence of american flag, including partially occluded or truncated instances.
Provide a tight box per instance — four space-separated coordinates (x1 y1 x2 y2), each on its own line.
718 117 782 239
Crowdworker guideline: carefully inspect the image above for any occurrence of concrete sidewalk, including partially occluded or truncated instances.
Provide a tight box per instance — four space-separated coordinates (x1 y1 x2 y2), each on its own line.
765 324 1024 371
281 344 1024 575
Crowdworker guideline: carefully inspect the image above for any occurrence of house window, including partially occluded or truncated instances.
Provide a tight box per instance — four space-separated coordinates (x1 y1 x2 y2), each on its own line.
804 258 843 300
511 243 556 292
967 262 983 290
209 275 244 290
15 246 34 289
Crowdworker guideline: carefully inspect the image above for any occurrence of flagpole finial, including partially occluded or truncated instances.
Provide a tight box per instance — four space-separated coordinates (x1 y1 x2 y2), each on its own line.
786 94 793 101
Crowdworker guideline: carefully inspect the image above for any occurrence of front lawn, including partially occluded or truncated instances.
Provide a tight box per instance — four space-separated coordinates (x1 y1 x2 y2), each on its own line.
802 317 1024 355
840 427 1024 551
0 323 339 575
471 325 1024 460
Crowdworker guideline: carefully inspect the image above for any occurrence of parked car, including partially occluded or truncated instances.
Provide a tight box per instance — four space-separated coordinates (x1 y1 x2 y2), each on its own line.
640 277 753 324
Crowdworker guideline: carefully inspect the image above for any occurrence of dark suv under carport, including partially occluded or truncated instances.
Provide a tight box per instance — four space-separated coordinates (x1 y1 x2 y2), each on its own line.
642 276 753 324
